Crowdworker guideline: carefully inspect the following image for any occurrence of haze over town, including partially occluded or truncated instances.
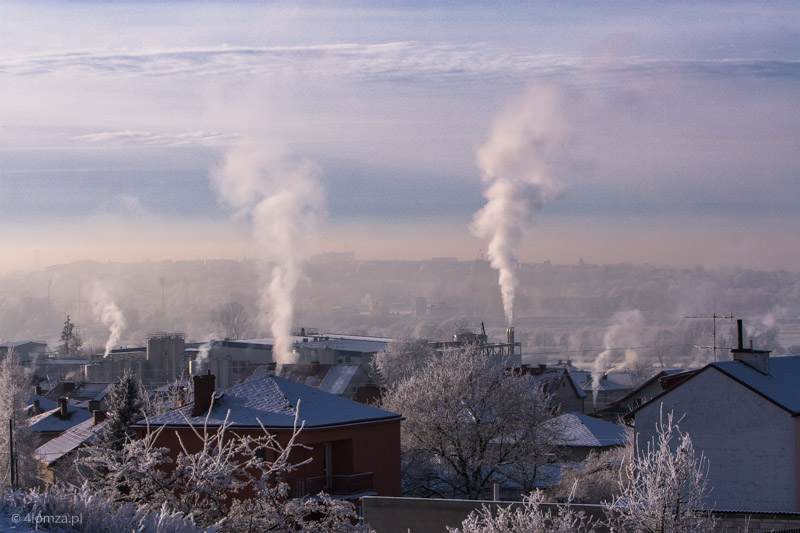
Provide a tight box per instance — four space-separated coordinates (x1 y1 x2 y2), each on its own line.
2 1 799 275
3 4 800 530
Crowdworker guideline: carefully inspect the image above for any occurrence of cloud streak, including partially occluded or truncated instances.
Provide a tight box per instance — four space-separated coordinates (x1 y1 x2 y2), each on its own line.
72 130 241 147
3 43 798 84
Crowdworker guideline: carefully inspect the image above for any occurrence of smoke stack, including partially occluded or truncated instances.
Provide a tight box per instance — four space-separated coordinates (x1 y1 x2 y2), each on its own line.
732 320 771 375
737 319 744 350
57 397 68 418
192 373 216 417
507 327 515 354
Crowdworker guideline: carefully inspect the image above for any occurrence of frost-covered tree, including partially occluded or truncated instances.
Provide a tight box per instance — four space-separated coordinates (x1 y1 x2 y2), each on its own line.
448 487 596 533
605 409 715 532
210 301 253 340
79 422 173 505
371 338 434 386
381 346 558 499
140 375 193 418
0 348 36 489
102 370 143 451
550 444 631 504
57 315 83 358
81 408 373 532
80 370 148 498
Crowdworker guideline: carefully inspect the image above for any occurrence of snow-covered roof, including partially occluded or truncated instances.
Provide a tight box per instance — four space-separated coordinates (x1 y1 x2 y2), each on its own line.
28 406 92 434
626 354 800 419
140 375 401 430
319 365 361 395
602 369 689 409
569 370 632 392
709 355 800 415
26 393 58 414
34 417 106 465
221 334 391 355
547 412 630 448
1 341 46 348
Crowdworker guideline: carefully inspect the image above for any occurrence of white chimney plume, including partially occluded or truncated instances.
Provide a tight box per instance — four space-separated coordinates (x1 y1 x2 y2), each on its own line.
211 142 325 364
471 84 569 326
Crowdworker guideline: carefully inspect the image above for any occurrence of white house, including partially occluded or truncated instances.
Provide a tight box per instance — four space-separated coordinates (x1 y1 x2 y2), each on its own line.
629 341 800 512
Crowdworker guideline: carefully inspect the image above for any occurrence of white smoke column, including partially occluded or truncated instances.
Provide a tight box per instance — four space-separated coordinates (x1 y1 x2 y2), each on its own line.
211 143 325 364
471 84 569 325
194 341 211 374
91 282 127 358
592 309 645 405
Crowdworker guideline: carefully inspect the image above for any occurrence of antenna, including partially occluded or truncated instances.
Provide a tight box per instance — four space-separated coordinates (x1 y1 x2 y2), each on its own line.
683 312 735 362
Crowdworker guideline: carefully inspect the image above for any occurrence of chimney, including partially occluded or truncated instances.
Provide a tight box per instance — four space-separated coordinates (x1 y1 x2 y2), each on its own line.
506 327 515 356
732 320 770 375
737 319 744 350
93 410 106 425
57 397 68 418
34 384 42 396
192 372 216 417
32 399 40 414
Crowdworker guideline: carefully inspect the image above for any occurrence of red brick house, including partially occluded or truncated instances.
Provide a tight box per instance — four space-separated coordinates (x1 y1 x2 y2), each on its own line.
135 373 402 499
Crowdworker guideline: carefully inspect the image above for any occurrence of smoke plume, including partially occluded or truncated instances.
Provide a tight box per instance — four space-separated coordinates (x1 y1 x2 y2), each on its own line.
193 340 212 374
91 282 127 358
471 84 569 325
211 143 325 364
592 309 646 404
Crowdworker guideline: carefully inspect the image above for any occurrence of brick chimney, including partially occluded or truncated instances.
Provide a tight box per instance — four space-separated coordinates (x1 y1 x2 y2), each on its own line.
192 373 216 417
57 397 68 418
93 410 106 425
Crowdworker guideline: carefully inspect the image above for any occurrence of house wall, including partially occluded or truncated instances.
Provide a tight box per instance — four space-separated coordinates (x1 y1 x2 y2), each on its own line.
633 368 796 512
585 389 628 414
551 380 584 414
144 418 401 498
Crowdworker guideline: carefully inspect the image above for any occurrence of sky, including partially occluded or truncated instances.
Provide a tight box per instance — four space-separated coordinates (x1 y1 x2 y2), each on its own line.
1 1 799 273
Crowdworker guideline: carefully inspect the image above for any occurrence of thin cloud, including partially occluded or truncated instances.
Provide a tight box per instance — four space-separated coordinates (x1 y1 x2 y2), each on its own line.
3 43 798 84
72 130 241 147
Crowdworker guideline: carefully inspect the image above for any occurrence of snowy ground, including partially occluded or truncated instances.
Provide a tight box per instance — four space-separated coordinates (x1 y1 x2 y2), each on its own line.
0 512 37 532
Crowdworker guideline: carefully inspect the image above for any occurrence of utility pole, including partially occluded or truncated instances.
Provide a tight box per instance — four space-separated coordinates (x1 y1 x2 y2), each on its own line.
9 418 15 489
684 312 735 362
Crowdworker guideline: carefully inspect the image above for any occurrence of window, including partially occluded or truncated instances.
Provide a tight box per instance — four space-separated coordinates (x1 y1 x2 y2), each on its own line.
321 443 332 489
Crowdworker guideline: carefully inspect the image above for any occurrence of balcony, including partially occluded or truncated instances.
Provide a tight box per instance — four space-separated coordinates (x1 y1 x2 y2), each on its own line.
288 472 374 498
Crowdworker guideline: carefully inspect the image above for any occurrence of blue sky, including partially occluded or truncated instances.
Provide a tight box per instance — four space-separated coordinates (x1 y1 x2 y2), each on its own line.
1 1 799 271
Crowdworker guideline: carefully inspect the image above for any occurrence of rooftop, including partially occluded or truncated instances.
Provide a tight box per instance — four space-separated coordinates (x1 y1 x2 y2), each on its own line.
34 417 107 465
709 354 800 415
547 412 630 448
28 405 93 434
140 375 401 430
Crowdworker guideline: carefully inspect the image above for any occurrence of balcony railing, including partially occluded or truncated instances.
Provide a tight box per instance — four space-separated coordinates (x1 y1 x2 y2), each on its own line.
288 472 374 498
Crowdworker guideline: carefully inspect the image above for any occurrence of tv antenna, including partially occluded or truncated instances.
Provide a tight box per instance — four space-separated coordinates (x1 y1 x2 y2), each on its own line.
683 312 735 362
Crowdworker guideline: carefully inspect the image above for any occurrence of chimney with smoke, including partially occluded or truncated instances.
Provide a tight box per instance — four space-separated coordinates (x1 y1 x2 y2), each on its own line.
732 319 771 375
211 144 325 365
471 84 569 327
57 397 68 419
192 372 216 417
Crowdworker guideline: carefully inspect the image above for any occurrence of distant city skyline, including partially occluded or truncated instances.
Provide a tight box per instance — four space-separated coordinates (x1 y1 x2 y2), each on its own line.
2 1 799 272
